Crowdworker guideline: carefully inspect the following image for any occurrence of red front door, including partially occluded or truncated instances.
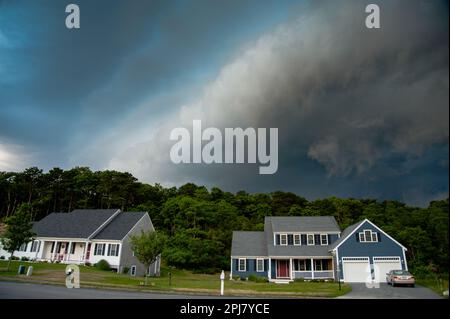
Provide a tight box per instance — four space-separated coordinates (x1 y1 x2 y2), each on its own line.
276 260 290 278
86 243 91 260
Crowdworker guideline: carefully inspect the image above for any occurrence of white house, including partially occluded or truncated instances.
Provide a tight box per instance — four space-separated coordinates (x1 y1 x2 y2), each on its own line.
0 209 161 277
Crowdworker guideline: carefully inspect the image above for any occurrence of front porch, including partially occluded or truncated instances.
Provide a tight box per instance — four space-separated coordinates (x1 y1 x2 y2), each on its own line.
40 240 91 264
269 258 334 282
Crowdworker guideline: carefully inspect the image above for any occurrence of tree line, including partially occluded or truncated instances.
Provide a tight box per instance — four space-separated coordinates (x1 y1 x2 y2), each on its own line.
0 167 448 274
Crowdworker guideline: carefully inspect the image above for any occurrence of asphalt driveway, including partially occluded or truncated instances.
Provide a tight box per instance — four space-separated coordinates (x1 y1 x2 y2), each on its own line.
338 283 442 299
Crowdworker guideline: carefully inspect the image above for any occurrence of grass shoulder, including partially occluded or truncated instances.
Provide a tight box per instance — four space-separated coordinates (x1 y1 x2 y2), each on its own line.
0 260 350 297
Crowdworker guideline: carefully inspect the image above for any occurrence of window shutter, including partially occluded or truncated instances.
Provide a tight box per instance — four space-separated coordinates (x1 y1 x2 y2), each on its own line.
254 259 257 271
314 234 320 245
246 259 249 271
288 235 293 245
377 232 381 242
301 234 307 245
275 234 280 245
355 233 360 242
235 259 239 271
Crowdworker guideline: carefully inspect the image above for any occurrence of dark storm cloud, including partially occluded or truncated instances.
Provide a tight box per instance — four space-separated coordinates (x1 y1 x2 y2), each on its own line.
1 0 297 167
110 0 448 206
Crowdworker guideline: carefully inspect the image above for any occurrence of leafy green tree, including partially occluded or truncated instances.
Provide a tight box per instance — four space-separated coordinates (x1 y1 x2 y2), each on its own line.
1 204 35 271
130 230 166 285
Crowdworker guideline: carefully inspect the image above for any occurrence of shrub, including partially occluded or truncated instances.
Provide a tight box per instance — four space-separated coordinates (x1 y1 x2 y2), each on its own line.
232 275 240 281
95 259 110 271
20 256 29 261
248 274 268 283
0 256 5 260
294 278 305 282
9 256 19 260
122 267 130 274
84 262 91 267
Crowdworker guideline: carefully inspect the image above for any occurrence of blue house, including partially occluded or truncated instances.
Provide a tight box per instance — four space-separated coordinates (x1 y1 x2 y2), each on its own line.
230 216 408 283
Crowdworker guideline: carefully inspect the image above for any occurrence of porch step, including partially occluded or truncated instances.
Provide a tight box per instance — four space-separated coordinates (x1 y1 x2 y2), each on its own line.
271 279 291 284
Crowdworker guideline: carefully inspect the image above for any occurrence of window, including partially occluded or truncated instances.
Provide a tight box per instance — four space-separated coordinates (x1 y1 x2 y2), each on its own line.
293 234 301 246
314 259 323 271
130 265 136 276
18 243 28 252
280 234 287 246
256 258 264 272
293 259 311 271
238 258 246 272
320 234 328 245
371 232 378 242
107 244 119 257
359 233 365 242
313 259 330 271
307 234 315 245
94 243 105 255
359 229 378 243
30 241 40 252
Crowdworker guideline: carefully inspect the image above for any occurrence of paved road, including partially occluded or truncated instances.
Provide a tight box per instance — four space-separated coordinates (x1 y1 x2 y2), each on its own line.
338 283 442 299
0 281 222 299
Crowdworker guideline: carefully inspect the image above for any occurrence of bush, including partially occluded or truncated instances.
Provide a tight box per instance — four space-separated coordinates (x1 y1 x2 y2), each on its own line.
232 275 240 281
310 279 326 283
9 256 19 261
20 256 29 261
95 259 110 271
122 267 130 274
0 256 5 260
84 262 91 267
294 278 305 282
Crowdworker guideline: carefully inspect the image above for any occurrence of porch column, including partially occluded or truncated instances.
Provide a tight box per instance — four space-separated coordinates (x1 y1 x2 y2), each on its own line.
82 241 87 262
67 242 72 261
52 240 58 261
268 258 271 280
311 258 314 279
289 258 293 280
331 258 335 279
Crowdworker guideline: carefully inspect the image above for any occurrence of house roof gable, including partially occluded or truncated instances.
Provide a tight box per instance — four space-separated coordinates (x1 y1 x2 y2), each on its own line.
330 219 407 251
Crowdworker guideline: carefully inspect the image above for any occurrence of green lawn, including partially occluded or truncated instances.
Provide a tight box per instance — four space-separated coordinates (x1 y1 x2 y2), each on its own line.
0 260 350 297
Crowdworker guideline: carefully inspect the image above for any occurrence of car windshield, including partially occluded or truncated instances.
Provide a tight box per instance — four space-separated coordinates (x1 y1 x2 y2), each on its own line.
392 270 410 275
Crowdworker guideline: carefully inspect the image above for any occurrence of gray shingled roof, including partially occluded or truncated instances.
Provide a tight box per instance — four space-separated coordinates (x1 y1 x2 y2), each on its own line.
231 231 267 256
266 216 341 232
93 212 147 240
329 220 364 250
267 245 331 257
32 209 119 238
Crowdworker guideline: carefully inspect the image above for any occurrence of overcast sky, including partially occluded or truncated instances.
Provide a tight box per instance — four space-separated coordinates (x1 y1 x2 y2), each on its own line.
0 0 448 206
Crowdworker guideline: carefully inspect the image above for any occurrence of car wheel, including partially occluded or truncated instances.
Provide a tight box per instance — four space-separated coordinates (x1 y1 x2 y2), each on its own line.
411 284 415 288
392 282 395 287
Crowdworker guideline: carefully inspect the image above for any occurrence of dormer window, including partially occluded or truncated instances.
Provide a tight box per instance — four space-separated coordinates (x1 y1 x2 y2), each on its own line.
320 234 328 245
359 229 378 243
307 234 315 245
280 234 288 246
293 234 301 246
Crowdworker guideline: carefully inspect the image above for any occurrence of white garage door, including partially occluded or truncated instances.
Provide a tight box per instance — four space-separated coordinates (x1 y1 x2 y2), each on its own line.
373 257 402 283
342 257 370 283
